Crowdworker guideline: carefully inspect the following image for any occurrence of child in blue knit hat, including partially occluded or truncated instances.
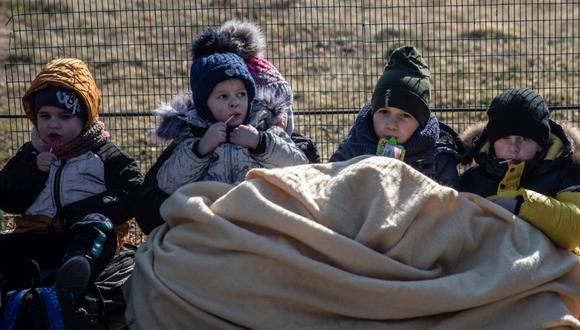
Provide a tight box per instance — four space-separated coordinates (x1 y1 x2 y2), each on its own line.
217 19 321 163
135 28 309 234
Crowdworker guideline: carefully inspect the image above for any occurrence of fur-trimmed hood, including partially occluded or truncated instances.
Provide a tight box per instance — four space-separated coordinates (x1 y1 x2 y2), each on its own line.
153 87 290 141
458 122 487 166
459 119 580 168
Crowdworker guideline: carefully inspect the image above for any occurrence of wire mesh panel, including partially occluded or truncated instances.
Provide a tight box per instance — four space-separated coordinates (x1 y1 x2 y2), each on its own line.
4 1 579 166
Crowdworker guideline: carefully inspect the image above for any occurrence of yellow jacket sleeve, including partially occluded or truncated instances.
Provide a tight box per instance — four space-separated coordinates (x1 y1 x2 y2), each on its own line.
496 188 580 251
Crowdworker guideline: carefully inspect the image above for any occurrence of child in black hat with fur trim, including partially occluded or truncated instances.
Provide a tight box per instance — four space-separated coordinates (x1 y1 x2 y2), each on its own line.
0 58 143 302
135 27 309 235
459 88 580 253
329 46 462 188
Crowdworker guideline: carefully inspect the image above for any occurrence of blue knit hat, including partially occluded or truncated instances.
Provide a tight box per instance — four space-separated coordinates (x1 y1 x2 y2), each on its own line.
189 52 256 122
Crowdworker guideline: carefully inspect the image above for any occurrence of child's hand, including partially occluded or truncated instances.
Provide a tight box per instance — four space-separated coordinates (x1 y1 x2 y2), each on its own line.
197 122 228 156
36 151 57 172
230 125 259 149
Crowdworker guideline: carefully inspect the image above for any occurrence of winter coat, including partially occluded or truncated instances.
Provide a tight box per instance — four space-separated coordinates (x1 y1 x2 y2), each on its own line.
0 141 143 233
459 120 580 252
135 90 308 234
329 103 462 188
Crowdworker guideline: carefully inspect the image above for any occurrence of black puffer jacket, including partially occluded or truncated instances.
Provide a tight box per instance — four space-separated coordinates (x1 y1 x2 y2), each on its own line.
459 119 580 251
459 120 580 197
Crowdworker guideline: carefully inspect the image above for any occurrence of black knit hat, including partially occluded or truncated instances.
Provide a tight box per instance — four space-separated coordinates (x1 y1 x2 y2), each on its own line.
33 85 88 124
486 88 551 148
189 52 256 123
371 46 431 126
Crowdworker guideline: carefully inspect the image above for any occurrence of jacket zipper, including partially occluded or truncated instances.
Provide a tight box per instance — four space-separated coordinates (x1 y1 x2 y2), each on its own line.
227 145 233 183
50 160 66 233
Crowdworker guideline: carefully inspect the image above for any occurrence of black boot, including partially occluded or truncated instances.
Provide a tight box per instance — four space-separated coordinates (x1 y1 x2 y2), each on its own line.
55 255 92 302
56 213 115 302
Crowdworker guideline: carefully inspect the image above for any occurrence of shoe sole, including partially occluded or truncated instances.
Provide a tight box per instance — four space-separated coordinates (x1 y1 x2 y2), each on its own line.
55 257 91 300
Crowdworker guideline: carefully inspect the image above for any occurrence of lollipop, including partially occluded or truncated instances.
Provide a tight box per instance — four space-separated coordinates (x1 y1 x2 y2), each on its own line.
224 115 235 125
46 137 60 153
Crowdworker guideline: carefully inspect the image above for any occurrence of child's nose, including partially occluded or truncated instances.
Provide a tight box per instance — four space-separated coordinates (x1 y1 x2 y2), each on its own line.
385 117 397 129
508 142 520 152
48 119 60 127
229 98 240 107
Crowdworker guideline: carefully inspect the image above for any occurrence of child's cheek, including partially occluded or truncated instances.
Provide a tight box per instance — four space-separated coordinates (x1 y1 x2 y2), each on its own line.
372 118 385 138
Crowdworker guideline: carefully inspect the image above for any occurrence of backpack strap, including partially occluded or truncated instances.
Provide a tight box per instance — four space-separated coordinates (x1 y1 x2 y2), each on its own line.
0 288 65 330
37 288 65 330
0 290 27 330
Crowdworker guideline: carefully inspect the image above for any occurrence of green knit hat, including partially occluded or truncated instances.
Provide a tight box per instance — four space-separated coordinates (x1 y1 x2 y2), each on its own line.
371 46 431 126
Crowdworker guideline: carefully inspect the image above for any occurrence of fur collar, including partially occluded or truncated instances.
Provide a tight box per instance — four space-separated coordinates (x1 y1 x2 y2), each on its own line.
153 87 290 141
459 120 580 168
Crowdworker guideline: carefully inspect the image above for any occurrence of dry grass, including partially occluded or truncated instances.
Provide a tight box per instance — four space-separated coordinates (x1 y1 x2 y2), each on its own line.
0 2 11 165
1 1 579 244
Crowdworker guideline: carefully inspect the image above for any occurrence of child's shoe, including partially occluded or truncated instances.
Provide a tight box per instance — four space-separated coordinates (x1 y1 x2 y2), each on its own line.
55 255 91 302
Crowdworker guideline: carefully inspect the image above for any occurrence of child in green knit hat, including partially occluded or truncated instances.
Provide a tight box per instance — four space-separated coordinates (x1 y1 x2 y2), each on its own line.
330 46 462 188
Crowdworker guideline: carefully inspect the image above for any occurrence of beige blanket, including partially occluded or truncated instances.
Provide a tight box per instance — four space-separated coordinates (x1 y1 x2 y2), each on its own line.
125 156 580 329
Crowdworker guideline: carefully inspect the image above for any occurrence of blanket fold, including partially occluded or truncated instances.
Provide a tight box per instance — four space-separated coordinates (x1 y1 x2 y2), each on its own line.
125 156 580 329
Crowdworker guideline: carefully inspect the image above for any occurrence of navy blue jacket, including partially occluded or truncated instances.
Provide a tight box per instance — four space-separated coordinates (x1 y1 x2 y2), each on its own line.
330 103 462 188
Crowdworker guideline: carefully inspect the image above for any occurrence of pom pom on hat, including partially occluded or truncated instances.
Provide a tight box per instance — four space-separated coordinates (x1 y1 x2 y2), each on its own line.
189 29 256 122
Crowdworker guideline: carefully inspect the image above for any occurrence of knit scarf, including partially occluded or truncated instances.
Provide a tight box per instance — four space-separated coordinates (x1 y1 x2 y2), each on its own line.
401 115 440 157
54 121 109 160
